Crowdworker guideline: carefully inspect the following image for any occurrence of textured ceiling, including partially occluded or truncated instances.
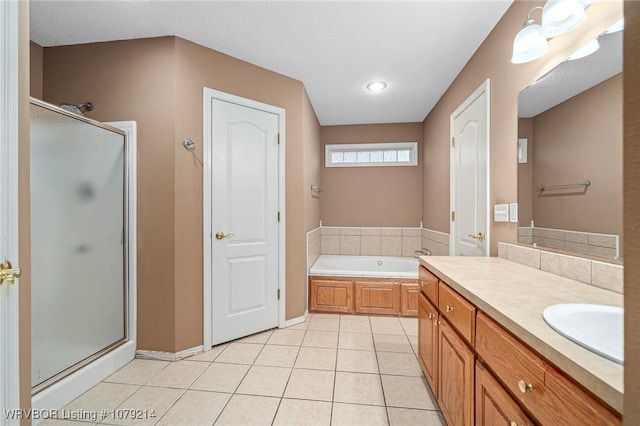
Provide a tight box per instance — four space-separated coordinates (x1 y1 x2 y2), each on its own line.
30 0 512 126
519 30 623 118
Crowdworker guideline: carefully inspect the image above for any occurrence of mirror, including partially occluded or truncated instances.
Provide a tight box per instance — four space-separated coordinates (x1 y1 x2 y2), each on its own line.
517 25 623 261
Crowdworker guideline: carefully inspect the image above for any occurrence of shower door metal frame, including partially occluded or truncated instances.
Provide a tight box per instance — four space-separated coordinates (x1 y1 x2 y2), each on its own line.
29 98 130 395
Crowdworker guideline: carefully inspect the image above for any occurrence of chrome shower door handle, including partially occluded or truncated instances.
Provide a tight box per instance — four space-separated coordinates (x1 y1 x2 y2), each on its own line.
215 232 234 240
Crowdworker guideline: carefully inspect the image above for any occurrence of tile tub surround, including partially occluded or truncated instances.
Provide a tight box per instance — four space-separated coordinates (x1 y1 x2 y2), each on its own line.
418 256 623 413
518 226 620 259
498 242 623 294
47 314 444 426
311 226 449 259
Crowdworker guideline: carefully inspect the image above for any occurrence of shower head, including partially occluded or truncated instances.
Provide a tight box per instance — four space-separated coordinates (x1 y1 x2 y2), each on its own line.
60 102 93 116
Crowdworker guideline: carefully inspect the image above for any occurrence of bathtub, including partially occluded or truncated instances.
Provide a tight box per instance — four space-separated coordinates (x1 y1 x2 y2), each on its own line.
309 255 419 279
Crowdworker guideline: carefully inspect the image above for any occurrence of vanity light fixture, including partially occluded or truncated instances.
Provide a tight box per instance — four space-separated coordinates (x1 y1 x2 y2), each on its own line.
540 0 587 38
511 7 550 64
366 81 387 92
567 38 600 60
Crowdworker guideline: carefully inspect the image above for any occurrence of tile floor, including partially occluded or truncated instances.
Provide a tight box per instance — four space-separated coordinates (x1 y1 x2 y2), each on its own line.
42 313 444 426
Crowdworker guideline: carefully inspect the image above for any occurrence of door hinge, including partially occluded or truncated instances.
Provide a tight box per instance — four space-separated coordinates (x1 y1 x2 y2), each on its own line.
451 137 456 148
277 211 281 222
451 211 456 221
277 289 281 300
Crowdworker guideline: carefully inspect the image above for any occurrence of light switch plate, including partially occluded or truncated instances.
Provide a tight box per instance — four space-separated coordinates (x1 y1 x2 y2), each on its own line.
494 204 509 223
509 203 518 223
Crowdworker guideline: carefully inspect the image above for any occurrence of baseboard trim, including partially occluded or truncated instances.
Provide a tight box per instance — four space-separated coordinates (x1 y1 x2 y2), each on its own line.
135 345 204 361
280 310 308 328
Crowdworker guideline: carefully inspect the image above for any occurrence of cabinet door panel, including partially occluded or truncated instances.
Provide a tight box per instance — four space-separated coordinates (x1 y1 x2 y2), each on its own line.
354 281 399 315
309 279 354 313
438 318 474 426
401 283 420 317
476 361 534 426
418 293 438 397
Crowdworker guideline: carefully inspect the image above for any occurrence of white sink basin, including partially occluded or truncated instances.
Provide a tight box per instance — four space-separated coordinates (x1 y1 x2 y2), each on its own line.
543 303 623 365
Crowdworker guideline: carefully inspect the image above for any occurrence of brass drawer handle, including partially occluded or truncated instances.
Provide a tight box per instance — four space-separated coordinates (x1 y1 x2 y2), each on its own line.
445 305 455 313
518 380 534 394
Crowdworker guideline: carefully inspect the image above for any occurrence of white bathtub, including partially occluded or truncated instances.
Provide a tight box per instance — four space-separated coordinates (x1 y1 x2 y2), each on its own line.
309 255 419 279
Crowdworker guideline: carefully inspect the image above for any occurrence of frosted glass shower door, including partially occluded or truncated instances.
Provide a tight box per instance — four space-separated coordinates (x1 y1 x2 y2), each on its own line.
30 101 127 390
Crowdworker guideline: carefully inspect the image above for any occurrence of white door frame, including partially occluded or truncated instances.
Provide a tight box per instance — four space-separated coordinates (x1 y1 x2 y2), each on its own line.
203 88 286 350
449 79 491 256
0 0 21 422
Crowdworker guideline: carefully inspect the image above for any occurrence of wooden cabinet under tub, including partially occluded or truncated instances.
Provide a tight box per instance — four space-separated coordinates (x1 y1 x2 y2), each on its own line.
309 276 418 317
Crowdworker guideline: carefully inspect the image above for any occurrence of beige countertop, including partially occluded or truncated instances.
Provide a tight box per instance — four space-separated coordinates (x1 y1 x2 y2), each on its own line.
418 256 623 413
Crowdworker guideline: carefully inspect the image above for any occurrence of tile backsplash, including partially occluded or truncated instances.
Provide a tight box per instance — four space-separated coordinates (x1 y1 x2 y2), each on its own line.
498 242 623 294
306 226 450 271
518 227 619 260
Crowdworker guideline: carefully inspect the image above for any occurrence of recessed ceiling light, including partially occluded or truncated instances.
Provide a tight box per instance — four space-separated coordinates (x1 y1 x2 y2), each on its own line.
366 81 387 92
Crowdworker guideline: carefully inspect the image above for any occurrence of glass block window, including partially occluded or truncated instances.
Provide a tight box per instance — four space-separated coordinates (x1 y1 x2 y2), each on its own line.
325 142 418 168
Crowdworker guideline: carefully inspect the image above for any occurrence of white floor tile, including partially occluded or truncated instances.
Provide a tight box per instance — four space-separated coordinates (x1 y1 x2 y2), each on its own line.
333 372 385 406
214 394 280 426
331 403 388 426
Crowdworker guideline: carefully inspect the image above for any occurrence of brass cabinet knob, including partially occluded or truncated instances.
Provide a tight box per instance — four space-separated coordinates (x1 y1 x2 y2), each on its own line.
445 305 455 313
510 422 519 426
518 380 534 394
427 312 435 320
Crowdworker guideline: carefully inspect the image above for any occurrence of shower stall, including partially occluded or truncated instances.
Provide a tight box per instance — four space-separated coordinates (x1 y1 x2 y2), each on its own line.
29 99 136 406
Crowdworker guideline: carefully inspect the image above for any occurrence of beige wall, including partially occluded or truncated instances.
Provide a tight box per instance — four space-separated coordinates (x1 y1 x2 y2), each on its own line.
172 37 310 333
531 75 622 244
421 0 623 255
29 41 42 99
624 2 640 423
43 37 179 352
303 89 321 232
41 36 315 352
320 123 423 227
517 118 533 226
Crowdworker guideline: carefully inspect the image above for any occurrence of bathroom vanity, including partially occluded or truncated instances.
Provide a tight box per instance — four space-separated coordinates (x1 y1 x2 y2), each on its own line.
417 256 622 426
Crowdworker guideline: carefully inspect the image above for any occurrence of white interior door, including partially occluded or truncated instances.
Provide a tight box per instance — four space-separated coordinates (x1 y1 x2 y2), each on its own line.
210 98 280 345
450 80 490 257
1 0 21 423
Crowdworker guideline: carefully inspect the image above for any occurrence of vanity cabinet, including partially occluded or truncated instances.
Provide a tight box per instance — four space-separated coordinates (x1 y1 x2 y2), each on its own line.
476 312 620 426
308 277 418 317
417 263 621 426
418 293 439 396
417 274 475 426
475 361 534 426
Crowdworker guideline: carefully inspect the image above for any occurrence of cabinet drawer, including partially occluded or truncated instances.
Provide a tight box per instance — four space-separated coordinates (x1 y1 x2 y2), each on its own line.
476 313 620 426
354 281 399 315
438 282 476 344
418 266 439 305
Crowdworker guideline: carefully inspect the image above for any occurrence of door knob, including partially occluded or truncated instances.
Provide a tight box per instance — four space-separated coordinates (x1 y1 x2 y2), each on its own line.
0 260 21 285
215 232 234 240
468 232 485 242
